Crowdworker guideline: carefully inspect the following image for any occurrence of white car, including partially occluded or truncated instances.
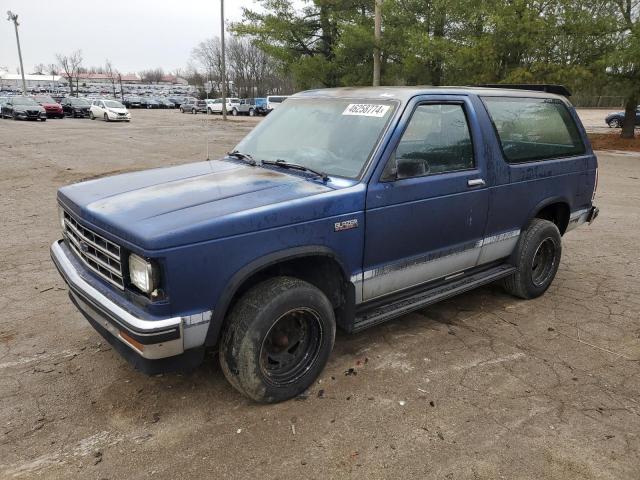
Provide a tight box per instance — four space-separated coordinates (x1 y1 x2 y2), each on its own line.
266 95 289 113
206 97 241 115
89 99 131 122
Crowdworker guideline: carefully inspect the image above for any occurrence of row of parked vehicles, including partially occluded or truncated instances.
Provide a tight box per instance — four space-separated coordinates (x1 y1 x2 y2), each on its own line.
0 95 131 122
0 93 290 122
179 96 288 116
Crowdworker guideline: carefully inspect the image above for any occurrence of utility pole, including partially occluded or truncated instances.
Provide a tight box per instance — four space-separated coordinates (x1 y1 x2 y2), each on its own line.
220 0 227 120
372 0 381 86
6 11 27 95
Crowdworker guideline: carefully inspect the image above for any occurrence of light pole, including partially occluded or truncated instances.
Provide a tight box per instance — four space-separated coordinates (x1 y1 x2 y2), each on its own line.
6 11 27 95
220 0 227 120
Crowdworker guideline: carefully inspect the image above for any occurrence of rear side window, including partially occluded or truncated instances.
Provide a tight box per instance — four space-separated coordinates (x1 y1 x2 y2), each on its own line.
482 97 585 163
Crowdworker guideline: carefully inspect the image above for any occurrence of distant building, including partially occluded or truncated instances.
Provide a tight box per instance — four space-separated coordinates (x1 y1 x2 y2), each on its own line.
159 75 188 85
0 72 64 89
76 73 141 84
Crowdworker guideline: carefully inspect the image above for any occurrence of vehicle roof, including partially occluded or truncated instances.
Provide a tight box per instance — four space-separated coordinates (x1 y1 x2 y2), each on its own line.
293 86 568 103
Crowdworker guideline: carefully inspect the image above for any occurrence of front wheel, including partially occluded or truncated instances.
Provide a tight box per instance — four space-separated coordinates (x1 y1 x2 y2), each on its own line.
502 219 562 299
219 276 336 403
608 118 622 128
104 113 109 122
89 111 95 120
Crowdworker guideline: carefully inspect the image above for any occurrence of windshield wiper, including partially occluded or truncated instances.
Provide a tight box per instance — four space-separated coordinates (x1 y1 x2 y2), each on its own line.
262 159 329 182
226 150 256 166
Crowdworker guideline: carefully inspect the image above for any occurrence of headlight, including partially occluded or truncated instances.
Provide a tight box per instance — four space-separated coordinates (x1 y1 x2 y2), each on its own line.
58 206 66 232
128 253 158 294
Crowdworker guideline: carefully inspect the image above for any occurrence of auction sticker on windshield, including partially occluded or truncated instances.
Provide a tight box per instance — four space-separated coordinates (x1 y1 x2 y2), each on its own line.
342 104 390 117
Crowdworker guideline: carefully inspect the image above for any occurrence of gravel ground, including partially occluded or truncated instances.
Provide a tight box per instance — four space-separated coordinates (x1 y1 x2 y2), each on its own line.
1 109 639 479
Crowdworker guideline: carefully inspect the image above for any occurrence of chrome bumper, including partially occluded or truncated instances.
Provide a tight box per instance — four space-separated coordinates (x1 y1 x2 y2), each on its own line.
51 240 210 360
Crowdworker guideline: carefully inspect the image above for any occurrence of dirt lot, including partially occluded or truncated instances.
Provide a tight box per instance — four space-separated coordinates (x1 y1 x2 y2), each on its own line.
1 109 639 479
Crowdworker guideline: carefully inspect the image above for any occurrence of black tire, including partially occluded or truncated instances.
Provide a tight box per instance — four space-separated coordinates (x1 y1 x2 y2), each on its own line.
502 218 562 299
104 113 109 122
231 108 238 116
248 108 255 117
89 111 95 120
40 118 46 122
219 276 336 403
608 118 622 128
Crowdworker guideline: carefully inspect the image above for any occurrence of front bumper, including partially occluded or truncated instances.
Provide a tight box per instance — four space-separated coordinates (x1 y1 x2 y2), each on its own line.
107 112 131 121
50 240 211 365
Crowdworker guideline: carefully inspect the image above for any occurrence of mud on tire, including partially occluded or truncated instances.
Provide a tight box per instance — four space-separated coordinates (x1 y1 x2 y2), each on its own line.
219 276 336 403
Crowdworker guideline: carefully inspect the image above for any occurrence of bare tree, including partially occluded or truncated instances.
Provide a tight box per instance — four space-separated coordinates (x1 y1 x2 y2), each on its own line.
32 63 45 75
105 59 117 97
56 50 83 96
139 67 164 83
47 63 59 75
192 35 286 97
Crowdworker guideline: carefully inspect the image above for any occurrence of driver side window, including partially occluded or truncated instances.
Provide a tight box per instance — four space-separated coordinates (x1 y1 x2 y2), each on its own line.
384 103 474 180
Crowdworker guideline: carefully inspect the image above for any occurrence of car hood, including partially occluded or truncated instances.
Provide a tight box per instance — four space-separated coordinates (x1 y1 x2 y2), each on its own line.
71 104 90 109
42 103 62 109
58 160 340 250
15 105 44 112
107 107 128 113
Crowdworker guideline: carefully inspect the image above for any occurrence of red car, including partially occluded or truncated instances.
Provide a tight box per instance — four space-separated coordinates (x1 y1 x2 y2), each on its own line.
33 95 64 119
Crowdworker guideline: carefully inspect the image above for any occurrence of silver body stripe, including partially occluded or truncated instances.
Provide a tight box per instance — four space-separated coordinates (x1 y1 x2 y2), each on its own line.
353 228 521 303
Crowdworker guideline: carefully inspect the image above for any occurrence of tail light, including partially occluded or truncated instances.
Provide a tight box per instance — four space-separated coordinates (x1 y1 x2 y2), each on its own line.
592 168 598 201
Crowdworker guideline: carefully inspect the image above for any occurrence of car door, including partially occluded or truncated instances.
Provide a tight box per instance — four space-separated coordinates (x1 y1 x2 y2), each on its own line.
362 96 489 301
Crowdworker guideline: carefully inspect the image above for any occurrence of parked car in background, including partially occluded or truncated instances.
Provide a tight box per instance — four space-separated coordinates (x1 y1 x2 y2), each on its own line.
123 96 143 108
168 96 186 107
605 107 640 128
33 95 64 118
206 97 241 115
236 98 268 116
61 97 91 118
51 85 598 403
90 99 131 122
266 95 288 113
3 96 47 121
180 99 208 114
0 96 9 118
140 98 160 109
154 97 175 108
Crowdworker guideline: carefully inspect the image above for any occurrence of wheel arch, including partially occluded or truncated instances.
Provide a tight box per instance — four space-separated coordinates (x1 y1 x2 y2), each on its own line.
205 246 355 346
527 197 571 235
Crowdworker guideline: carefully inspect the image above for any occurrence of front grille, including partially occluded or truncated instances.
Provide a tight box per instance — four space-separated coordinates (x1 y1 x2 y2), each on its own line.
63 210 124 289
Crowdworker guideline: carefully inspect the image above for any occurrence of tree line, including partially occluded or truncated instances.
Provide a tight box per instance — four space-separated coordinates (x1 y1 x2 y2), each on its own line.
232 0 640 138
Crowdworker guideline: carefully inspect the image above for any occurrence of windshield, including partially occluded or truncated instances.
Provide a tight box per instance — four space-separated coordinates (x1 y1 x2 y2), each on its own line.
12 97 39 106
70 98 90 106
35 96 55 103
105 100 124 108
234 98 396 178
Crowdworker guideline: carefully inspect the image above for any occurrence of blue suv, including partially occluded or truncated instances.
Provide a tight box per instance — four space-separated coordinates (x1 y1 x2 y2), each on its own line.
51 86 598 402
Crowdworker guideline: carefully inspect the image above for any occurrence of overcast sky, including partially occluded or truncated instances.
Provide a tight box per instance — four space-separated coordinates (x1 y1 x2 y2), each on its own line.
0 0 265 74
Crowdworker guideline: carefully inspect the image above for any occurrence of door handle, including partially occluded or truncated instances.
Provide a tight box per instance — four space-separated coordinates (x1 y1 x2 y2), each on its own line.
467 178 486 187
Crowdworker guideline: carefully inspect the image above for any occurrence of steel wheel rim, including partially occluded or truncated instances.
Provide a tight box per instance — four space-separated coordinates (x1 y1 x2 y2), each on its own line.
259 307 323 386
531 237 556 287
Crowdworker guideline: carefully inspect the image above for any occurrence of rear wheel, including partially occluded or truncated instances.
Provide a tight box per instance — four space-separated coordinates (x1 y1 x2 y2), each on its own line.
89 111 95 120
502 219 562 299
231 108 238 116
248 108 255 117
608 118 622 128
192 108 197 114
219 277 336 403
